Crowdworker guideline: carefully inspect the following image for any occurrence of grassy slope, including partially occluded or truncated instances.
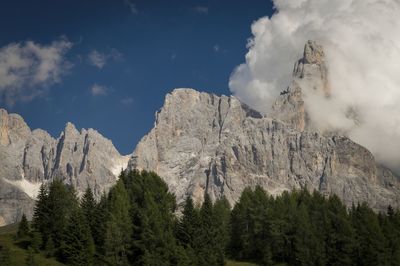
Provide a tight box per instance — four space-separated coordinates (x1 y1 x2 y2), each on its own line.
0 223 64 266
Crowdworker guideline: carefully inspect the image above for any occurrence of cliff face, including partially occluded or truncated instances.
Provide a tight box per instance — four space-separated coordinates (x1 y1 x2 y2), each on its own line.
128 41 400 210
0 111 129 225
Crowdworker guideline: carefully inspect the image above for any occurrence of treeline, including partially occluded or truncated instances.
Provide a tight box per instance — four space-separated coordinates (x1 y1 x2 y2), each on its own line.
16 170 400 265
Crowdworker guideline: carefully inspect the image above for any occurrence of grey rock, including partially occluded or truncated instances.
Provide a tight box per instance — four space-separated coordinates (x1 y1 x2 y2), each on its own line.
0 109 129 225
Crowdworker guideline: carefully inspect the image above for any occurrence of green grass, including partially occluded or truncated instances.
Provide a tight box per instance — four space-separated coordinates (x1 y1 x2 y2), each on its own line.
0 223 64 266
226 259 258 266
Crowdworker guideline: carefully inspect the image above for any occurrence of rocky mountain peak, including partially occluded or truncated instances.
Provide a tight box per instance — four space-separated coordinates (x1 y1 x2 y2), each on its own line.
0 111 130 225
302 40 325 65
0 108 31 146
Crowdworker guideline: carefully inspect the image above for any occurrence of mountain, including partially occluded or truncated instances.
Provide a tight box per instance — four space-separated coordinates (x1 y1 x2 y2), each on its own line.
0 110 129 225
1 40 399 225
128 41 400 209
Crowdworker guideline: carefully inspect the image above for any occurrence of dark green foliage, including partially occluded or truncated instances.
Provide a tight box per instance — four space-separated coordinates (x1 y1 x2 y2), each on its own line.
25 248 38 266
104 179 132 265
30 172 400 266
17 213 30 239
0 243 11 266
123 170 181 265
351 202 387 266
81 186 97 237
30 231 42 253
61 208 95 265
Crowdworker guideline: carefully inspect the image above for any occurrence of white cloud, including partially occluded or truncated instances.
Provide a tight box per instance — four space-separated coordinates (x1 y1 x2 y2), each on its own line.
229 0 400 171
90 84 108 96
88 49 122 69
0 38 72 105
194 6 208 14
213 44 220 52
124 0 138 14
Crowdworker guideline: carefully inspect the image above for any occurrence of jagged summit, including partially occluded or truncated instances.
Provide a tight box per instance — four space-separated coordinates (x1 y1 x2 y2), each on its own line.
0 109 130 225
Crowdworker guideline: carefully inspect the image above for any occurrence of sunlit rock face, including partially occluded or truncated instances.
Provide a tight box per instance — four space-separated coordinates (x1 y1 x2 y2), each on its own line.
0 109 129 225
129 41 400 211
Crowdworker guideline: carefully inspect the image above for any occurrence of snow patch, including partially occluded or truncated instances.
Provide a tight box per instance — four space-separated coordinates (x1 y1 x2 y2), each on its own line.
4 177 42 199
110 155 131 177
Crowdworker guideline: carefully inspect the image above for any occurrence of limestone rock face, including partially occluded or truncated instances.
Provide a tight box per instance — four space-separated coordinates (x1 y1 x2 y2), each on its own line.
0 109 129 225
128 41 400 210
128 88 400 210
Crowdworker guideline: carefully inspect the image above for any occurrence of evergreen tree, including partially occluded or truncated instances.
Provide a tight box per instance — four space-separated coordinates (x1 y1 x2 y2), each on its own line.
325 195 354 265
104 179 132 265
47 179 79 254
351 202 387 266
25 248 38 266
213 196 231 265
44 236 55 258
127 171 182 265
30 231 42 253
32 183 49 247
92 191 109 261
61 208 95 266
81 186 97 237
17 213 30 239
177 196 200 264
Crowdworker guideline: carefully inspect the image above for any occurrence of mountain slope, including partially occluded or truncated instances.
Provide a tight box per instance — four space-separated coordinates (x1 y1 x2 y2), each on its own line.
0 111 129 225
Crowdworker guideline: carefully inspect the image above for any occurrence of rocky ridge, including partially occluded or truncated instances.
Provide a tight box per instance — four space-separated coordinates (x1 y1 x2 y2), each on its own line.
0 111 129 225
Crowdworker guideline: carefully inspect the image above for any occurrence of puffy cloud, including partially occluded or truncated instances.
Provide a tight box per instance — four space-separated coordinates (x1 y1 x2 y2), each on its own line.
229 0 400 171
90 84 108 96
88 49 122 69
0 38 72 105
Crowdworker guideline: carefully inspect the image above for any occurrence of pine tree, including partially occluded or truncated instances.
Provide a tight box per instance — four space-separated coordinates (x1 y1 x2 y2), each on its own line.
104 179 132 265
32 183 49 247
196 193 220 265
213 196 231 265
25 248 38 266
81 186 97 239
46 179 79 255
45 236 55 258
351 202 387 265
30 231 42 253
17 213 30 239
61 208 95 265
177 196 200 264
325 195 354 265
128 171 182 265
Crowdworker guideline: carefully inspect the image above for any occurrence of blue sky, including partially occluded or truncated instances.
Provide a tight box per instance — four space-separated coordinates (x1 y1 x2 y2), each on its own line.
0 0 274 154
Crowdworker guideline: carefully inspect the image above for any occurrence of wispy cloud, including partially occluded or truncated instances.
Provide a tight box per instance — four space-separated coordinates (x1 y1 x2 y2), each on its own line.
121 97 133 105
88 49 122 69
90 84 108 96
124 0 138 14
213 44 220 52
0 37 73 105
194 6 208 15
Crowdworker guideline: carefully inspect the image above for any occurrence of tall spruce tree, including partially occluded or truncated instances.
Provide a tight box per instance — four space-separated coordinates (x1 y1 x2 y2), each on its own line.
17 213 30 239
104 179 132 265
31 183 49 247
61 208 95 266
81 186 97 238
